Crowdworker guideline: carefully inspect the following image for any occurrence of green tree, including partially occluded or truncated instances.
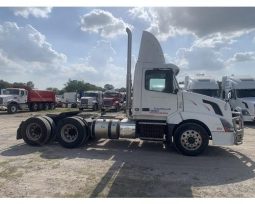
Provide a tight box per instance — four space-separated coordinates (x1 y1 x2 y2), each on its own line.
0 80 11 89
26 81 35 89
104 84 114 90
63 79 103 93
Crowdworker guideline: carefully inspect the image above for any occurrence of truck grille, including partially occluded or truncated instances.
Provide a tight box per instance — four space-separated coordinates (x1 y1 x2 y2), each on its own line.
103 100 112 107
81 98 88 105
0 98 3 105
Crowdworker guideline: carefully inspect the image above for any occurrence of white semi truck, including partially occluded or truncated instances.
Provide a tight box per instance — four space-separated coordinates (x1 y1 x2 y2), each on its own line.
221 76 255 122
16 29 244 156
184 75 220 98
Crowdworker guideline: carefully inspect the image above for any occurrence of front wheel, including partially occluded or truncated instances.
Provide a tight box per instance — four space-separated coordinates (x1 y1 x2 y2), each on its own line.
173 123 209 156
7 103 18 114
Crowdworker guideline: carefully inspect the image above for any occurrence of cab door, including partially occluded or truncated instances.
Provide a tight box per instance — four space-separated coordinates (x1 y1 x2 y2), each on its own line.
19 90 27 104
140 68 178 119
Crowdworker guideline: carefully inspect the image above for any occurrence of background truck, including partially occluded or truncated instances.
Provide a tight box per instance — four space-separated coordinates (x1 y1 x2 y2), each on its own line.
221 76 255 122
0 87 56 114
184 75 220 98
63 92 78 108
102 90 123 112
78 91 103 111
16 28 243 156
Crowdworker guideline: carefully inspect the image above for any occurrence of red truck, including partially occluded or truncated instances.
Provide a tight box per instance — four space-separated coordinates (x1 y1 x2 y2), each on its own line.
0 87 56 113
101 90 123 112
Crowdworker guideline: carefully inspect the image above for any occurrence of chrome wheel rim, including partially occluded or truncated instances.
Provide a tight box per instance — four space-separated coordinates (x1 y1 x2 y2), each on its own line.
11 106 17 112
26 123 42 141
60 124 78 143
180 130 202 151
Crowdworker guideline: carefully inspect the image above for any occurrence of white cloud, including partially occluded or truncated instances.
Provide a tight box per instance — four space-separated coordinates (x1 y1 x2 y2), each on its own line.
0 22 66 63
129 7 255 41
227 52 255 65
12 7 52 18
80 9 132 38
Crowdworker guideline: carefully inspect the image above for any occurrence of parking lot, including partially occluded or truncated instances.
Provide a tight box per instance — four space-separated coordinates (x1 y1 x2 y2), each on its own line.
0 109 255 197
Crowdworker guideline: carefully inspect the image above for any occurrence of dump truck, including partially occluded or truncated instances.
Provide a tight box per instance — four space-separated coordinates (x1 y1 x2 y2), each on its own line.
0 87 56 113
16 28 244 156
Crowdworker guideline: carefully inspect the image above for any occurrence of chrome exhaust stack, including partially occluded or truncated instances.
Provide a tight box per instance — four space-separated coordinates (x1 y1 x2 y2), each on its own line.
126 27 132 118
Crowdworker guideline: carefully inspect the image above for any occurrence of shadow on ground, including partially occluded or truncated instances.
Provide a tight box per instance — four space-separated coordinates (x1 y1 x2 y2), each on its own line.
1 139 255 197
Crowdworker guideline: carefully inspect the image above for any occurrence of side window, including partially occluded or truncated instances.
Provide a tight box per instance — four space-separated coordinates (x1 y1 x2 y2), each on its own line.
145 70 173 93
20 90 24 96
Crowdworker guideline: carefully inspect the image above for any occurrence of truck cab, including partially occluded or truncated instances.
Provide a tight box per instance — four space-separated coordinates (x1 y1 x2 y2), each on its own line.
79 91 103 111
0 88 28 113
184 75 220 98
102 90 123 112
221 76 255 122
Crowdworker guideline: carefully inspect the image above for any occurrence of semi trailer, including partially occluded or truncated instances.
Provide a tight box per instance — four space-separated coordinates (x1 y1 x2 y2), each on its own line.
0 87 56 114
184 75 220 98
221 76 255 122
16 28 244 156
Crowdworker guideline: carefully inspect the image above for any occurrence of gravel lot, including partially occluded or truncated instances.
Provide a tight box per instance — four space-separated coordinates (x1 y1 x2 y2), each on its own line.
0 109 255 197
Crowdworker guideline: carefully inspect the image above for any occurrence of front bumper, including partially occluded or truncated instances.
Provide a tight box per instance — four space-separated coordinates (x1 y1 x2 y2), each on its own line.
232 111 244 145
0 105 7 110
79 104 93 109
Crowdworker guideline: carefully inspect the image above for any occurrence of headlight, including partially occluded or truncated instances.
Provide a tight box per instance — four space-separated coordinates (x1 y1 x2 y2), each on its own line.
220 118 234 132
241 109 250 116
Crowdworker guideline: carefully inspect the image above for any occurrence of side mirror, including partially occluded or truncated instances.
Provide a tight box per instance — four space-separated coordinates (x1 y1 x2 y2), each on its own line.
226 91 232 101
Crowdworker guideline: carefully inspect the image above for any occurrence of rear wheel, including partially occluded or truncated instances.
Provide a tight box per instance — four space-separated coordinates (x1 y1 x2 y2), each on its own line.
56 117 89 148
41 116 56 143
7 103 18 114
93 104 98 111
31 103 38 112
44 103 49 110
173 123 209 156
21 117 51 146
50 103 55 110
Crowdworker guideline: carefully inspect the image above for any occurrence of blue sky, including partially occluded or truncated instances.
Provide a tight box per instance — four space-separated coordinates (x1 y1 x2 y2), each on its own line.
0 7 255 89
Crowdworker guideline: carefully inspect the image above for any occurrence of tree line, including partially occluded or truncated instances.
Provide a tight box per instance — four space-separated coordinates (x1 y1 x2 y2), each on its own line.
0 79 126 95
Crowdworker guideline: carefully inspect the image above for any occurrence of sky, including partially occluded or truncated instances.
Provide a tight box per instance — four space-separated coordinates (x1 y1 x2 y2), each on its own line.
0 7 255 89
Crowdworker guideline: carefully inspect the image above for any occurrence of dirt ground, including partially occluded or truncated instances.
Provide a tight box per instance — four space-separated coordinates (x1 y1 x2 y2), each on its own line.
0 109 255 198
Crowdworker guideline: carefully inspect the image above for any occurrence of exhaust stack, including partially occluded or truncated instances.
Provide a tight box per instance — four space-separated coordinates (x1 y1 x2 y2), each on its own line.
126 28 132 118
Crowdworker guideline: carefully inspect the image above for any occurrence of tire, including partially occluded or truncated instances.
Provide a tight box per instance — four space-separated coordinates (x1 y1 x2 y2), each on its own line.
21 117 51 146
93 104 98 111
50 103 55 110
173 123 209 156
79 108 83 111
72 116 91 145
7 103 18 114
41 116 56 143
115 104 120 112
56 117 89 148
38 103 43 111
44 103 49 110
31 103 38 112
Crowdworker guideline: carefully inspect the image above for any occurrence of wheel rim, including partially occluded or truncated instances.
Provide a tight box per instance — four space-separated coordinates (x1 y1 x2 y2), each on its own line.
60 124 78 143
180 130 202 151
11 105 17 112
26 123 42 141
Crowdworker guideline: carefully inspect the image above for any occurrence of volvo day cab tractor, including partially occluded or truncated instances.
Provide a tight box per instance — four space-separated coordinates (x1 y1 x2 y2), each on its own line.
184 75 220 98
0 87 56 114
16 29 244 156
221 76 255 122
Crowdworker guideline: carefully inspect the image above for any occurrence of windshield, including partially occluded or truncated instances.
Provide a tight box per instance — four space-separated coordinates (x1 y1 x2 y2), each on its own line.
5 89 19 95
236 89 255 98
190 89 220 97
83 92 98 97
104 92 119 98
